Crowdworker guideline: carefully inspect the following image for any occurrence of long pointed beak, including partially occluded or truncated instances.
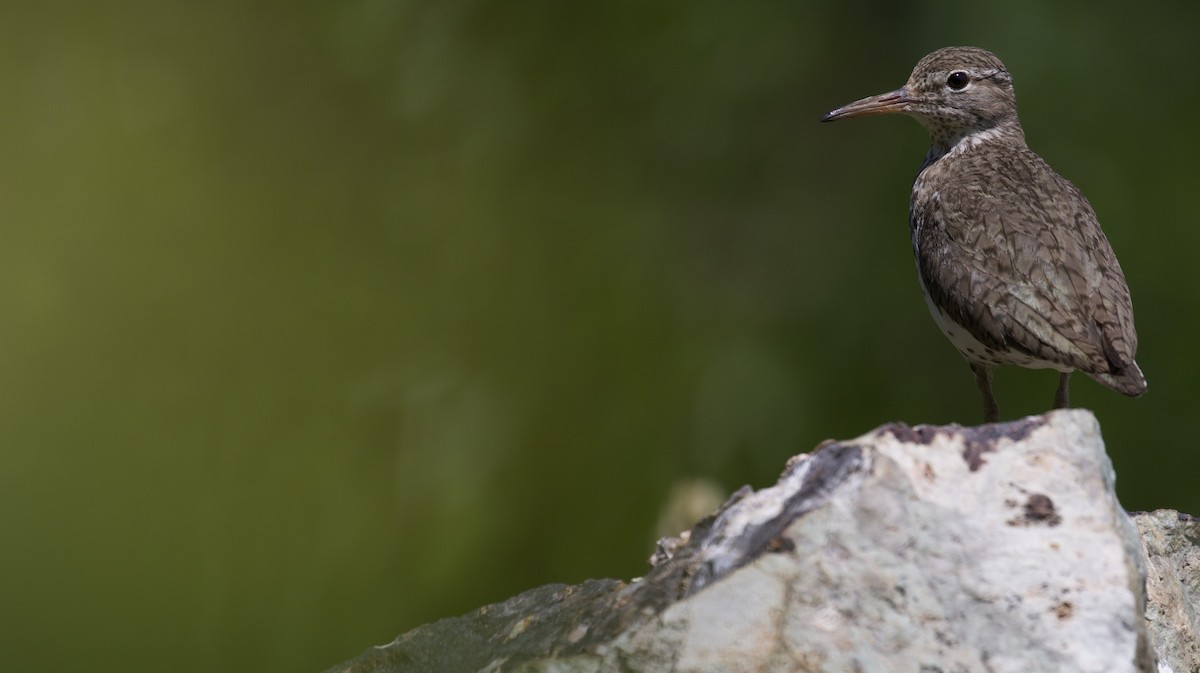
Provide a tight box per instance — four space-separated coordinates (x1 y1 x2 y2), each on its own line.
820 87 911 122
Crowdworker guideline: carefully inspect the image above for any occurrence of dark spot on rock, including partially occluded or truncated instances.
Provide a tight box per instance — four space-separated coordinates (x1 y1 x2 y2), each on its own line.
961 416 1044 471
880 422 942 445
1053 601 1074 619
976 416 1043 442
1024 494 1061 525
962 442 993 471
1006 493 1062 527
765 535 795 553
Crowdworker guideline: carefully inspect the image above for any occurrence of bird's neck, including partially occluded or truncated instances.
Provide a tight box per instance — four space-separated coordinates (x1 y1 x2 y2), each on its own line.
923 120 1026 166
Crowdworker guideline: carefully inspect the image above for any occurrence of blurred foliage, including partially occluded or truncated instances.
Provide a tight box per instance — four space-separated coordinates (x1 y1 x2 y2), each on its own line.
0 1 1196 672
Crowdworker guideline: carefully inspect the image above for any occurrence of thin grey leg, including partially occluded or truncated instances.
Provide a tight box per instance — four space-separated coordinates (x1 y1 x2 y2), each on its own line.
1054 371 1071 409
970 362 999 423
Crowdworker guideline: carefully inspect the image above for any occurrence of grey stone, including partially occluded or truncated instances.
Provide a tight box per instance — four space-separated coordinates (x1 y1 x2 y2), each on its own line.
323 410 1180 673
1132 509 1200 673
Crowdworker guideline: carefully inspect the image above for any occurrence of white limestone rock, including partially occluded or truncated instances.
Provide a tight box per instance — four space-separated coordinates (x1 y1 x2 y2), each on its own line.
607 409 1155 673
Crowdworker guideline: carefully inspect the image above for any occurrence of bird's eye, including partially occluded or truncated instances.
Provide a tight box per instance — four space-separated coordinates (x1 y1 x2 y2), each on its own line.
946 71 970 90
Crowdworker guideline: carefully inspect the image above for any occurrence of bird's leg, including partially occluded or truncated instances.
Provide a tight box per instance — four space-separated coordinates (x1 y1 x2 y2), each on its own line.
1054 371 1071 409
970 362 999 423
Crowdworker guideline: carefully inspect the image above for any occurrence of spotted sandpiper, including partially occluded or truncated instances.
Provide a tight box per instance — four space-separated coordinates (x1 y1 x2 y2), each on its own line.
821 46 1146 422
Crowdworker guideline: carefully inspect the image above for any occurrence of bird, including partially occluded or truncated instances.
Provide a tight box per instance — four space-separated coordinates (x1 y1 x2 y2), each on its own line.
820 46 1145 422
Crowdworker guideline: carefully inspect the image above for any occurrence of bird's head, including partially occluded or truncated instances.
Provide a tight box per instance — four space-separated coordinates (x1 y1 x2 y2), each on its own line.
822 46 1022 153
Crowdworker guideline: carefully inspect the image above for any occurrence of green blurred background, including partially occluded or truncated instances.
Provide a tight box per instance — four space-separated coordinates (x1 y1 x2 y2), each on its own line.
1 1 1195 671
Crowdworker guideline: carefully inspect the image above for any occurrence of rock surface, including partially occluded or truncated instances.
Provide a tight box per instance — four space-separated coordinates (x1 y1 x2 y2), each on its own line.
323 410 1192 673
1133 509 1200 673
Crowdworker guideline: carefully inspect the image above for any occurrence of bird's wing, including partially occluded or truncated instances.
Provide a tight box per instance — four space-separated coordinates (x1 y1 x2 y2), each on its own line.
912 150 1139 380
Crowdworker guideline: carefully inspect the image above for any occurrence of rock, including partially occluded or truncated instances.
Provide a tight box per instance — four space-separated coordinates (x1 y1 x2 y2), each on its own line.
1132 509 1200 673
323 410 1179 673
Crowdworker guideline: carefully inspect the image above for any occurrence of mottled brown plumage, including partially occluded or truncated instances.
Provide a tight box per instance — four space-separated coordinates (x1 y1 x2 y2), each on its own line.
822 46 1145 422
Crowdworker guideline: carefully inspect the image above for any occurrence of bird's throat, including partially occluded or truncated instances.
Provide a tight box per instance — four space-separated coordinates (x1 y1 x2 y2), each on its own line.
925 122 1026 165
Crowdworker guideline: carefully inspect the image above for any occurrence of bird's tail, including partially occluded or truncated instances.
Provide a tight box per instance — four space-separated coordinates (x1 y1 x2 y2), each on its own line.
1091 361 1147 397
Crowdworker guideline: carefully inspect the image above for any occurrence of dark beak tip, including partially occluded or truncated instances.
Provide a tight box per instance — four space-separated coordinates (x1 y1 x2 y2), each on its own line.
819 111 836 122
